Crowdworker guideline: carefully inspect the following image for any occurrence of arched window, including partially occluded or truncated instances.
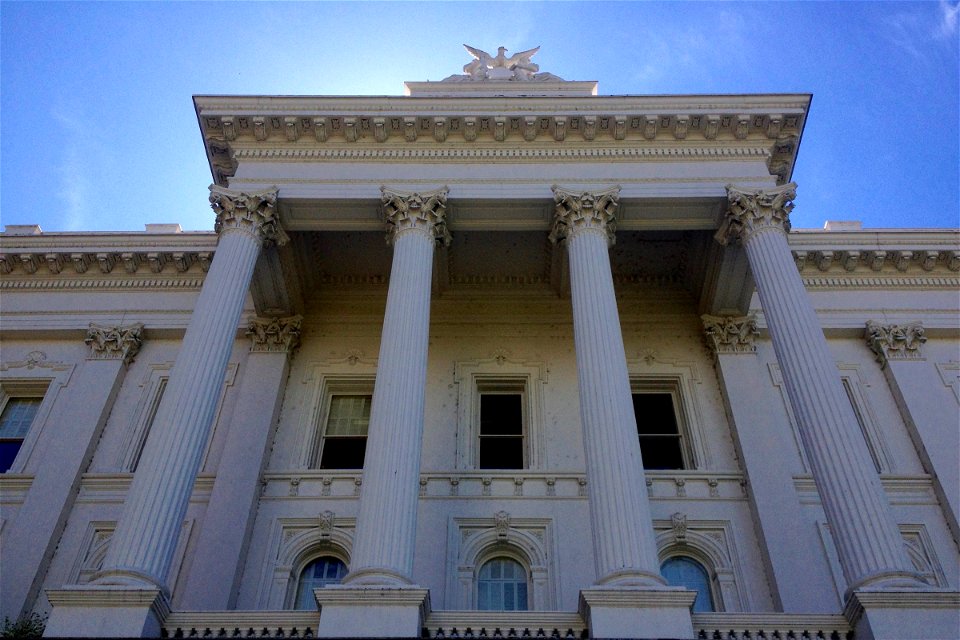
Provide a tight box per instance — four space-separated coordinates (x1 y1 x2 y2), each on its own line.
477 557 528 611
660 556 714 612
294 556 347 610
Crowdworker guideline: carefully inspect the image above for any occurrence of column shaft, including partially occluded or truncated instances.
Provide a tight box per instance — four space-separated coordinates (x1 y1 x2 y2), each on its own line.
345 187 447 585
95 186 281 590
568 230 663 583
721 184 919 591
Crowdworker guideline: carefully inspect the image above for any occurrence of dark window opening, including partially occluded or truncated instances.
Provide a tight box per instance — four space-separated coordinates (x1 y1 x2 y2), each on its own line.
479 393 524 469
319 395 370 470
0 397 42 473
633 392 685 470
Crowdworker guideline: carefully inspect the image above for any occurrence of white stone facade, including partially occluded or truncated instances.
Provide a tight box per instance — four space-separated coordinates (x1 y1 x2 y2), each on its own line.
1 61 958 639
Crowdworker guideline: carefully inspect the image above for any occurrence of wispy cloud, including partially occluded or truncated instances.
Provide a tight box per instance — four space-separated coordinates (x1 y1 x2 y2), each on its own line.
938 0 959 39
50 104 104 231
879 2 958 64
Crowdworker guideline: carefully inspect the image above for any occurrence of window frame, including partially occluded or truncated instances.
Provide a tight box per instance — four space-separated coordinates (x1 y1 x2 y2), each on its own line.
630 377 698 470
477 381 527 470
316 389 373 470
293 555 349 610
309 377 375 469
660 555 716 613
454 357 547 471
0 387 46 474
0 355 66 475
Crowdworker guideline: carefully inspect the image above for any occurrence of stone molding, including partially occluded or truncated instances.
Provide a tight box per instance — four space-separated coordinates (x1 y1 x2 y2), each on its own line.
0 251 211 276
246 315 302 353
380 186 451 246
702 314 759 355
84 323 144 364
208 185 288 247
716 183 797 246
46 586 170 617
548 185 621 247
865 321 926 365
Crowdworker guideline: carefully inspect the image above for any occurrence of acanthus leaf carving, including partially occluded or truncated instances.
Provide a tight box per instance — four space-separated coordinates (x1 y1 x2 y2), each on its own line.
84 323 144 364
548 185 621 247
702 314 760 355
670 512 688 544
494 510 511 539
246 315 303 354
716 182 797 246
865 320 926 366
380 186 451 247
208 185 287 247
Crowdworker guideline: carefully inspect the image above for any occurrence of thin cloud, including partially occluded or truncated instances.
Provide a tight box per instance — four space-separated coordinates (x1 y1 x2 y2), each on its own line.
51 106 94 231
938 0 959 39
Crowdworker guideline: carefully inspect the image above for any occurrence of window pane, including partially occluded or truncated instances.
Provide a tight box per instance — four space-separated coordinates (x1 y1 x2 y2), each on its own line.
479 436 524 469
661 557 714 612
0 398 41 439
326 395 371 436
0 441 22 474
633 393 679 435
477 558 528 611
319 437 367 469
294 557 347 610
480 394 523 435
639 435 684 470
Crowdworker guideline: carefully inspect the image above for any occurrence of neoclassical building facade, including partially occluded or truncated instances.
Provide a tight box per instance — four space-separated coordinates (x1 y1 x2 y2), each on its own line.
1 53 958 639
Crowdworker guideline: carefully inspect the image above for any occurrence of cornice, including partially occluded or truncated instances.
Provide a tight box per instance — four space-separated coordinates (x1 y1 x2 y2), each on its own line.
787 231 960 275
0 249 212 277
0 231 216 252
0 277 206 291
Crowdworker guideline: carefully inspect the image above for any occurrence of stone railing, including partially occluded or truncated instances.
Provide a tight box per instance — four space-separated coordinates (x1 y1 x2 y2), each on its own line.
692 613 852 639
162 611 318 638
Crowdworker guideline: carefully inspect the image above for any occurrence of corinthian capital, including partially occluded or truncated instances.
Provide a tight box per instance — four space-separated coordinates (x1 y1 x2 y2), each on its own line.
208 185 288 247
85 323 144 364
380 186 451 246
865 320 926 366
246 315 303 353
548 185 621 247
716 183 797 246
701 314 759 355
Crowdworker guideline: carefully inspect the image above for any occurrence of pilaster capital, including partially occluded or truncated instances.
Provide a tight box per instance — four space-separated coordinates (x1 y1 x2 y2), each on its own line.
701 314 759 355
865 320 926 366
208 185 288 247
246 315 303 354
549 185 621 247
84 323 144 364
380 186 451 246
716 183 797 246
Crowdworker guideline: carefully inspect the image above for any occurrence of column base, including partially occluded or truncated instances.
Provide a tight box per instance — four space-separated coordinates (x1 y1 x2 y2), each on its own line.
579 586 696 639
315 585 430 638
844 589 960 640
45 586 169 638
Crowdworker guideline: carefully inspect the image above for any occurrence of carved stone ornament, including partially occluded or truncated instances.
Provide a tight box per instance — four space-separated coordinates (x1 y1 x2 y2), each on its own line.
444 44 564 82
246 315 302 353
380 186 451 246
548 185 621 247
84 323 144 364
702 314 760 355
208 185 288 247
494 510 511 539
670 512 688 544
865 320 926 365
715 183 797 246
318 510 335 539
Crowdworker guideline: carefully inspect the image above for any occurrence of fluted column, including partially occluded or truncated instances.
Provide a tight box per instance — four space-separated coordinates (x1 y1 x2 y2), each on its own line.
94 186 285 590
717 183 923 593
343 186 449 585
550 185 663 586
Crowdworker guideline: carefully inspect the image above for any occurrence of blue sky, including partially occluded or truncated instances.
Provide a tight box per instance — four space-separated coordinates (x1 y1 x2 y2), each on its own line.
2 1 958 232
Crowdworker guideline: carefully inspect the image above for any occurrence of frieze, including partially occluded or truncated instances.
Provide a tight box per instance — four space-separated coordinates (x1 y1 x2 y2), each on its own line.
85 323 144 364
865 320 926 365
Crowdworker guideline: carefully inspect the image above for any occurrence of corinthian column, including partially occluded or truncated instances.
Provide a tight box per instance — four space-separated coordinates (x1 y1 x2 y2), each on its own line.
343 186 449 586
94 186 285 590
717 184 922 593
549 185 663 586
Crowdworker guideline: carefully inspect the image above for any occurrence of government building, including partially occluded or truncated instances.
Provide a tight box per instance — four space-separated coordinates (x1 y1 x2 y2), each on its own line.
1 49 957 639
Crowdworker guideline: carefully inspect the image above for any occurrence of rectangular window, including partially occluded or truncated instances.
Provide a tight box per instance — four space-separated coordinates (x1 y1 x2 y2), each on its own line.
318 394 371 469
129 378 167 472
0 397 42 473
479 391 525 469
633 392 686 470
842 378 883 473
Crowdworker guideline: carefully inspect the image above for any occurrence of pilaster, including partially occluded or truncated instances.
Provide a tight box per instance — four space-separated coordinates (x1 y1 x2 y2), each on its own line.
702 314 836 612
180 316 301 609
550 185 669 592
718 184 924 593
91 186 281 597
344 187 447 588
865 321 960 544
1 325 140 621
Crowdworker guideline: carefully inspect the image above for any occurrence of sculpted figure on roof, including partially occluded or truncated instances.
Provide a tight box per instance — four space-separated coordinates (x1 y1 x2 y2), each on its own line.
445 44 564 82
